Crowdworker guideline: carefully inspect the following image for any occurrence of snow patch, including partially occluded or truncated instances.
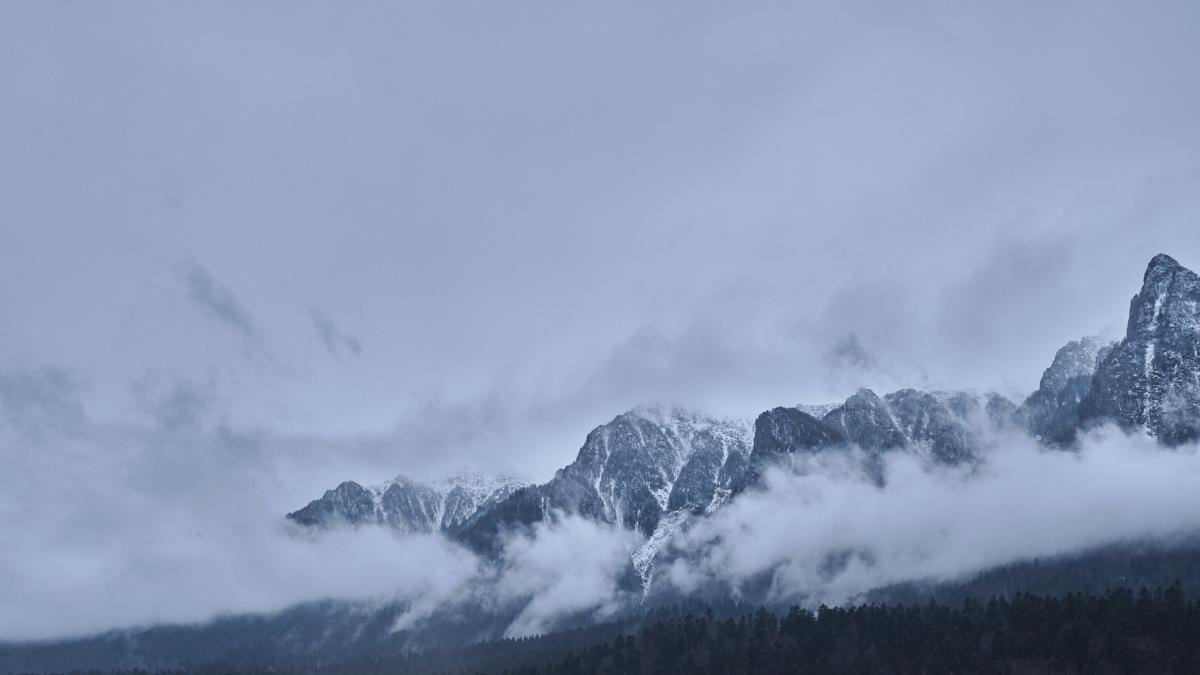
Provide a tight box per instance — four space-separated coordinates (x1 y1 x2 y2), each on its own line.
632 509 688 589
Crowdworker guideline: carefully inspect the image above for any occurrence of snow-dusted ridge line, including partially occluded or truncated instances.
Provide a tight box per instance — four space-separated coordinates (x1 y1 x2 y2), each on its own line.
287 470 531 534
796 402 839 418
288 254 1200 594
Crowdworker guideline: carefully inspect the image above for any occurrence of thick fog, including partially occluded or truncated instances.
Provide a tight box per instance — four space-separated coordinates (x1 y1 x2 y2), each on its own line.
3 0 1200 643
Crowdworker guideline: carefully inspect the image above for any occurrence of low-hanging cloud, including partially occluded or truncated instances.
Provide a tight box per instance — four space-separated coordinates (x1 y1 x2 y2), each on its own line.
0 368 86 440
6 371 1200 645
495 517 639 638
1 517 481 643
0 377 637 642
664 426 1200 606
3 0 1200 657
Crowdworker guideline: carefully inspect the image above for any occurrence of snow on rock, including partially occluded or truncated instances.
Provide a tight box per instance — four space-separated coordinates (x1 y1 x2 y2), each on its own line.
286 255 1200 597
454 404 753 580
1084 254 1200 445
287 471 529 535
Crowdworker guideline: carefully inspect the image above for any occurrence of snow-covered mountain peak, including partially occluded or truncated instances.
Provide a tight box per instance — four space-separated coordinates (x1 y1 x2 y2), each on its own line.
623 403 751 448
1037 336 1112 395
795 402 839 419
1145 252 1184 282
431 470 528 494
1084 254 1200 444
288 470 530 535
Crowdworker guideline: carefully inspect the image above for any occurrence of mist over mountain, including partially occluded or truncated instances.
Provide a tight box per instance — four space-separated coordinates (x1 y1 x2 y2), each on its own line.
1084 254 1200 444
277 254 1200 602
8 253 1199 672
4 2 1200 672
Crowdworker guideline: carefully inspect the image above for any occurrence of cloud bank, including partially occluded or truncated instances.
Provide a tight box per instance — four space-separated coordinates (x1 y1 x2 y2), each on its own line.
0 373 637 641
5 373 1200 646
665 427 1200 605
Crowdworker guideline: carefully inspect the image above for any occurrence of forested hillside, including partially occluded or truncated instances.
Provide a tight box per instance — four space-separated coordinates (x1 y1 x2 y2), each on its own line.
61 581 1200 674
497 586 1200 675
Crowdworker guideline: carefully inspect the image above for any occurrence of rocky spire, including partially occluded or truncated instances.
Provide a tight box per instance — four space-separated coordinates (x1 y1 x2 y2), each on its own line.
1083 254 1200 444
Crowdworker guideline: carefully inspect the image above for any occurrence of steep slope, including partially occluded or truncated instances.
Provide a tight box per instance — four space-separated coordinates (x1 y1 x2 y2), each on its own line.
752 406 847 458
284 254 1199 604
747 389 1012 473
1083 254 1200 445
738 406 847 488
287 472 529 535
1018 335 1113 445
885 389 1012 464
455 405 752 560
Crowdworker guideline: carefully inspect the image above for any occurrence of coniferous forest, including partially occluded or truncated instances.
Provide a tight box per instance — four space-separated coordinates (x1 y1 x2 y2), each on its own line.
58 583 1200 675
500 586 1200 675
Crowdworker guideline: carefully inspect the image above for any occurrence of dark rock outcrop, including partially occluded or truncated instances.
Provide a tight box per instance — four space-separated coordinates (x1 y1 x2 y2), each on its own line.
454 405 752 557
1018 336 1112 445
1083 254 1200 445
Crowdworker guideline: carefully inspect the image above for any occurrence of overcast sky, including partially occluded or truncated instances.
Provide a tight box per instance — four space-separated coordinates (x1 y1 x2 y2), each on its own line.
5 0 1200 644
3 0 1200 488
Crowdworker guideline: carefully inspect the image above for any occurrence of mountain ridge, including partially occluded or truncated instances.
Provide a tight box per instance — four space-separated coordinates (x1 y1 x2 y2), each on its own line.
288 253 1200 595
286 471 530 535
1083 253 1200 444
8 254 1200 673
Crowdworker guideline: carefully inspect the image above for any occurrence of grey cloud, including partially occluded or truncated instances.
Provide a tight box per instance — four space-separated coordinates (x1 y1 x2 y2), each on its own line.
0 388 633 641
0 367 87 440
665 427 1200 606
821 333 886 395
0 0 1197 445
130 373 219 432
1 0 1200 645
180 263 258 345
309 307 362 359
495 517 638 638
0 392 478 640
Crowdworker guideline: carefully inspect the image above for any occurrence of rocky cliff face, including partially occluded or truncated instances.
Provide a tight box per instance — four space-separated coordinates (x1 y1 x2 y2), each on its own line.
752 406 846 458
1018 336 1113 445
454 405 752 560
288 253 1200 594
286 472 529 535
748 388 1012 472
884 389 1005 464
1083 254 1200 445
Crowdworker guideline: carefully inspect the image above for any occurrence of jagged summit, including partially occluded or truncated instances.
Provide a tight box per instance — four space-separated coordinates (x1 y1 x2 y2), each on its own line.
1128 254 1199 338
825 388 907 453
288 254 1200 591
625 401 691 421
1017 335 1114 445
1038 336 1112 395
428 469 529 492
456 405 753 550
750 387 1013 470
1145 252 1183 282
796 402 840 418
1083 254 1200 444
286 471 529 534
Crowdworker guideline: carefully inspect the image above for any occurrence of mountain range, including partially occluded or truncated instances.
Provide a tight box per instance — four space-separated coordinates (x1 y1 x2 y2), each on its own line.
289 253 1200 588
5 253 1198 673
